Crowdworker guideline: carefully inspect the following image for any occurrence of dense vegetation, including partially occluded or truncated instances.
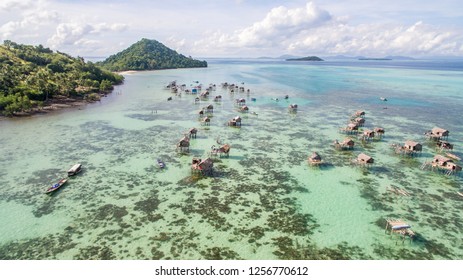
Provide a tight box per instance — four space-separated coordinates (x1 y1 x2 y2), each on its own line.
0 40 124 116
97 38 207 71
286 56 324 61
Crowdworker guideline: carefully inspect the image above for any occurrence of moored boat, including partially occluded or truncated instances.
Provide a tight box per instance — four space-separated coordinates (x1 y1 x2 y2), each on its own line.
45 178 68 194
67 164 82 176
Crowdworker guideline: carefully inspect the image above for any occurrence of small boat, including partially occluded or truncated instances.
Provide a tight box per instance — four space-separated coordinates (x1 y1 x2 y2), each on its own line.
157 159 165 169
380 97 388 101
67 164 82 176
45 178 68 194
457 192 463 198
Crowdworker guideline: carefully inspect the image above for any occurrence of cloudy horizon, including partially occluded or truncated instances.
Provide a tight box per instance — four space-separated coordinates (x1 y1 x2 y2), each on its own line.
1 0 463 58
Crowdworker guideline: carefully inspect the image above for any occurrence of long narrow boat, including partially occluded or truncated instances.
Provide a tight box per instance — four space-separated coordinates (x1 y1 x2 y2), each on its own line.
157 159 165 169
45 178 68 194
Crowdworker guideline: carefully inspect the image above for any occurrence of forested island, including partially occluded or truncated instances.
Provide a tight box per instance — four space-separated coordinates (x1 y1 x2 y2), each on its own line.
97 38 207 71
286 56 324 61
0 41 123 117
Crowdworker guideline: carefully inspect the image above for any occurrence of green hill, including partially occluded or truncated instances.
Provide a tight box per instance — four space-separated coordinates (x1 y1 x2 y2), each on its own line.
0 40 124 116
97 38 207 71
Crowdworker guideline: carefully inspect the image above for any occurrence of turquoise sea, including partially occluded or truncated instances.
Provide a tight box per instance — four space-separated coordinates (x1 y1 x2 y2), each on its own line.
0 59 462 259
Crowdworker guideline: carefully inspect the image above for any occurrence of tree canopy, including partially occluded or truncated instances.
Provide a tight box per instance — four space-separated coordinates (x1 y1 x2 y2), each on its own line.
0 41 124 116
97 38 207 71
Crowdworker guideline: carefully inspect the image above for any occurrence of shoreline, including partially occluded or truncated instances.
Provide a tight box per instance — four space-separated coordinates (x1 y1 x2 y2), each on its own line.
0 96 104 121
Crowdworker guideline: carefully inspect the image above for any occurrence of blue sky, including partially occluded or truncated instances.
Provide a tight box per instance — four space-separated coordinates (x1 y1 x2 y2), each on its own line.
1 0 462 57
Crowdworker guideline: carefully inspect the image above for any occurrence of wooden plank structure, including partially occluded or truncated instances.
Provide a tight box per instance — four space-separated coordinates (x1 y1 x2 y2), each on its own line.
191 157 214 175
421 154 462 175
436 140 453 151
425 127 449 141
334 138 355 150
210 144 231 158
228 116 242 127
385 219 415 244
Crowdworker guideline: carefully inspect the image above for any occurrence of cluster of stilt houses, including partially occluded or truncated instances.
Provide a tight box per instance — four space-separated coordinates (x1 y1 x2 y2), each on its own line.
164 79 462 245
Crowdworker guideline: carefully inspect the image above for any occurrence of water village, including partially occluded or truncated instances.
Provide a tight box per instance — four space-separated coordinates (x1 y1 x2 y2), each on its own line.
159 79 462 244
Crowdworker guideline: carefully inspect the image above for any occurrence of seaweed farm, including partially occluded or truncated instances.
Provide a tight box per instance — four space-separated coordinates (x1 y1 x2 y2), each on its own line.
0 59 462 259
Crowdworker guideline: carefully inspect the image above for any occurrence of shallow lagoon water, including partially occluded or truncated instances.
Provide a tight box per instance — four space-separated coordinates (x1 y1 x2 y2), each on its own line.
0 60 462 259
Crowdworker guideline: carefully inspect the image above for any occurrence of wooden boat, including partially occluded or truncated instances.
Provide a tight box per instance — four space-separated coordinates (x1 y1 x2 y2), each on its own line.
45 178 68 194
67 164 82 176
457 192 463 198
157 159 165 169
380 97 388 101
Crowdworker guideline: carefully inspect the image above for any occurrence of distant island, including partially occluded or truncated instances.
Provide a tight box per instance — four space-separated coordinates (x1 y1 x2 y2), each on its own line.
358 58 392 61
286 56 324 61
0 40 123 117
97 38 207 71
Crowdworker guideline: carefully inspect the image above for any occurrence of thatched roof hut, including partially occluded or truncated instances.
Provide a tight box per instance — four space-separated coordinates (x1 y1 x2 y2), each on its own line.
432 155 452 166
347 123 359 131
362 129 375 139
426 127 449 140
240 105 249 112
432 127 449 137
357 153 374 164
354 117 365 126
191 157 214 174
354 110 365 117
202 116 210 125
308 152 322 165
431 155 462 173
341 138 355 147
177 136 190 148
404 141 422 152
228 116 242 127
189 128 198 138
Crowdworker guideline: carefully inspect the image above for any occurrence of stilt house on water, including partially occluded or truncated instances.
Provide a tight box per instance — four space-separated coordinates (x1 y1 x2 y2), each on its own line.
308 152 323 165
355 153 374 166
288 104 298 112
240 105 249 112
191 158 214 175
228 116 242 127
68 164 82 176
205 104 214 113
353 117 365 127
340 123 359 134
211 144 231 157
374 127 385 139
360 129 375 141
188 128 197 139
334 138 355 150
422 155 462 175
394 140 422 156
352 110 365 118
176 136 190 152
425 127 449 141
202 116 211 126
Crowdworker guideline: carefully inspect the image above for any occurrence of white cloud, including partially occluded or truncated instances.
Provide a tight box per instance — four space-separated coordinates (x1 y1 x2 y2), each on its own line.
179 1 463 57
0 0 33 11
47 22 129 48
